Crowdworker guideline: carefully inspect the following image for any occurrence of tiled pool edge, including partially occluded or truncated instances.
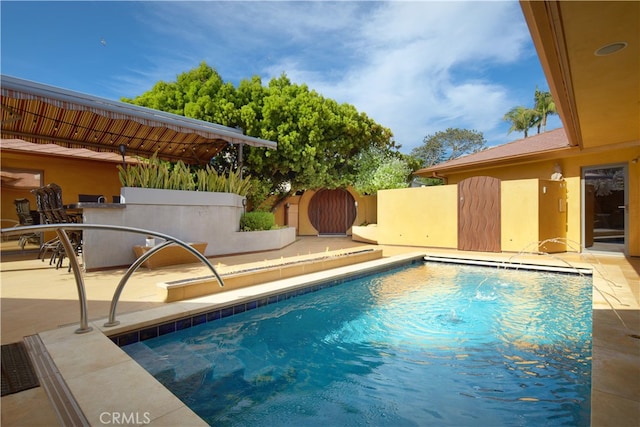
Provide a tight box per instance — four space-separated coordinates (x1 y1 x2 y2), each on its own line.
32 253 425 427
424 255 594 275
37 325 208 426
112 251 599 425
109 253 427 347
108 252 601 347
33 251 634 427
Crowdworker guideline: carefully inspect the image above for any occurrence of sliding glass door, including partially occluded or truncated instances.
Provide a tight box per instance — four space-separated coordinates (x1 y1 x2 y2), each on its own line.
583 165 627 253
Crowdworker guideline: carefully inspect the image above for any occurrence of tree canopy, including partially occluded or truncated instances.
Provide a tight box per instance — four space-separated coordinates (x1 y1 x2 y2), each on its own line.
533 87 557 133
123 62 397 205
503 87 557 138
503 105 538 138
410 128 486 168
352 147 413 195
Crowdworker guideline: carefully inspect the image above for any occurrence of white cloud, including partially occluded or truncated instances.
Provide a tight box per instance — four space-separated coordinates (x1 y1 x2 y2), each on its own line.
127 1 540 151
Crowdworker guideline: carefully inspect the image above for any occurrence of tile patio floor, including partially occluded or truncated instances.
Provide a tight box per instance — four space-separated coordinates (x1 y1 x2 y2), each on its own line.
1 236 638 426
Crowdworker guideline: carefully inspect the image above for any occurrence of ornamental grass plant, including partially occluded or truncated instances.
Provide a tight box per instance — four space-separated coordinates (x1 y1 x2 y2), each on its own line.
118 152 252 196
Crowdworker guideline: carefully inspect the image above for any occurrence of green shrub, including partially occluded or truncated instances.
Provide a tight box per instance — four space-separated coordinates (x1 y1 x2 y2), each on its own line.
240 211 275 231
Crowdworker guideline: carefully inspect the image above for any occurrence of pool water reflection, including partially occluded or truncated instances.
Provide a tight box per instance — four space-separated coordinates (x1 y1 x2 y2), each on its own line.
123 263 592 426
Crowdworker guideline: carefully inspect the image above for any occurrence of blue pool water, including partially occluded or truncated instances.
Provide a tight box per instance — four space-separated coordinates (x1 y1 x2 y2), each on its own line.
123 263 592 426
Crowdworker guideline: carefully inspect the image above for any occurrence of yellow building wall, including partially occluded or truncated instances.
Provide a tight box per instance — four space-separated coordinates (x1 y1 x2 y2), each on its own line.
501 180 539 252
629 159 639 256
296 190 316 235
271 195 294 227
562 176 581 252
538 180 568 253
275 187 374 236
1 151 122 242
357 193 377 226
365 179 568 254
444 145 638 256
376 186 458 248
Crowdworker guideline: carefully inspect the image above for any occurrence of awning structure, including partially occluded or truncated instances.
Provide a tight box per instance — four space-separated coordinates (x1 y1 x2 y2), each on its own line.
1 75 277 164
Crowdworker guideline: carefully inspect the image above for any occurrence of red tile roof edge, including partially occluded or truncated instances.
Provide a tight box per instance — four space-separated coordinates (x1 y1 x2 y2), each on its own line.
415 128 572 175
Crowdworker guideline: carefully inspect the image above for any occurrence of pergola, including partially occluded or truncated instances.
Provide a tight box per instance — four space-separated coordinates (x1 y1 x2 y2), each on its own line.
1 75 277 165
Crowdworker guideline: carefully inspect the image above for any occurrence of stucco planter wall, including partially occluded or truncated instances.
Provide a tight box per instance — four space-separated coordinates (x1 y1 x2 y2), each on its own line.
226 226 297 254
82 188 295 270
351 224 379 244
120 187 242 207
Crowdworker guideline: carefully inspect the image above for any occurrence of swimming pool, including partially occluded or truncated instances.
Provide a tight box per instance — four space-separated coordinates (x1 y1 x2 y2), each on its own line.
123 262 592 426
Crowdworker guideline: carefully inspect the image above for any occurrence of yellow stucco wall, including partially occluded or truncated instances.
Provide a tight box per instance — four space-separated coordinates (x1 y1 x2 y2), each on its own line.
4 140 637 256
1 151 122 208
296 191 316 235
356 194 377 226
444 145 638 256
630 159 639 256
365 179 567 253
1 151 123 243
538 180 568 253
501 180 539 252
376 186 458 248
275 188 374 236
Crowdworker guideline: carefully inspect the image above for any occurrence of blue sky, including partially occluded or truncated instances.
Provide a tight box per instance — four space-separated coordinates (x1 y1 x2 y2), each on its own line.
1 0 562 153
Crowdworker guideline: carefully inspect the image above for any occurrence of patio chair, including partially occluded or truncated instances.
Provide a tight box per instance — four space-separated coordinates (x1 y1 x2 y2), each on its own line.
30 187 61 261
13 198 40 249
31 187 56 225
44 183 79 224
45 183 83 271
30 184 83 271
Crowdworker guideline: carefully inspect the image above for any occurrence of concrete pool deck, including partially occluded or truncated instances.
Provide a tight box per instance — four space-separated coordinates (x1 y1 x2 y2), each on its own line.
1 236 639 426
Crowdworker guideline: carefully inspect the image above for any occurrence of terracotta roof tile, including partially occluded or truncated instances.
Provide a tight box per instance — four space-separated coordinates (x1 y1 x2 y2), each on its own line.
415 128 572 176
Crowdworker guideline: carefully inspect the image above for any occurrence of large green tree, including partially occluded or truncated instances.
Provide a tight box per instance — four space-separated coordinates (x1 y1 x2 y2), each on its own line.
123 62 396 206
246 74 394 193
410 128 486 168
123 63 239 125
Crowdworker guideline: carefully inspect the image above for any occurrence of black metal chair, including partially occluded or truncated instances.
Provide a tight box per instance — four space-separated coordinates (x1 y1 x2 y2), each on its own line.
48 183 83 270
31 187 63 263
30 184 83 271
12 198 40 249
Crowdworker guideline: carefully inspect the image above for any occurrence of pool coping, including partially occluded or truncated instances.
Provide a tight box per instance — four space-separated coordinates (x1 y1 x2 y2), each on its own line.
424 254 594 275
37 252 426 426
33 251 632 426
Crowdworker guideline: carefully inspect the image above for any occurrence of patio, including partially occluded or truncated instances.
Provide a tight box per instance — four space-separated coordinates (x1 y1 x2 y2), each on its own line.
1 236 639 426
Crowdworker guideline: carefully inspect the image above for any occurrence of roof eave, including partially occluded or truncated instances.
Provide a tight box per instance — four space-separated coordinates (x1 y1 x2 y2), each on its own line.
519 1 582 149
414 146 578 177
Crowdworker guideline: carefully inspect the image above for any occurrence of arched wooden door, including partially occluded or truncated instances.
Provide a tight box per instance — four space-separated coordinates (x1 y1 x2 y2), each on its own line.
458 176 501 252
308 189 357 235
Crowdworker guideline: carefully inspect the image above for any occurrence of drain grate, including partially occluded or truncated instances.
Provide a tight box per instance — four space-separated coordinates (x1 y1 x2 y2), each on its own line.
1 342 40 396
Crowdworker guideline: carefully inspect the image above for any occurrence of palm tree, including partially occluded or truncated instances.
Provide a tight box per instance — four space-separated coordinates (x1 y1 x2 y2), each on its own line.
503 106 538 138
534 87 557 133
